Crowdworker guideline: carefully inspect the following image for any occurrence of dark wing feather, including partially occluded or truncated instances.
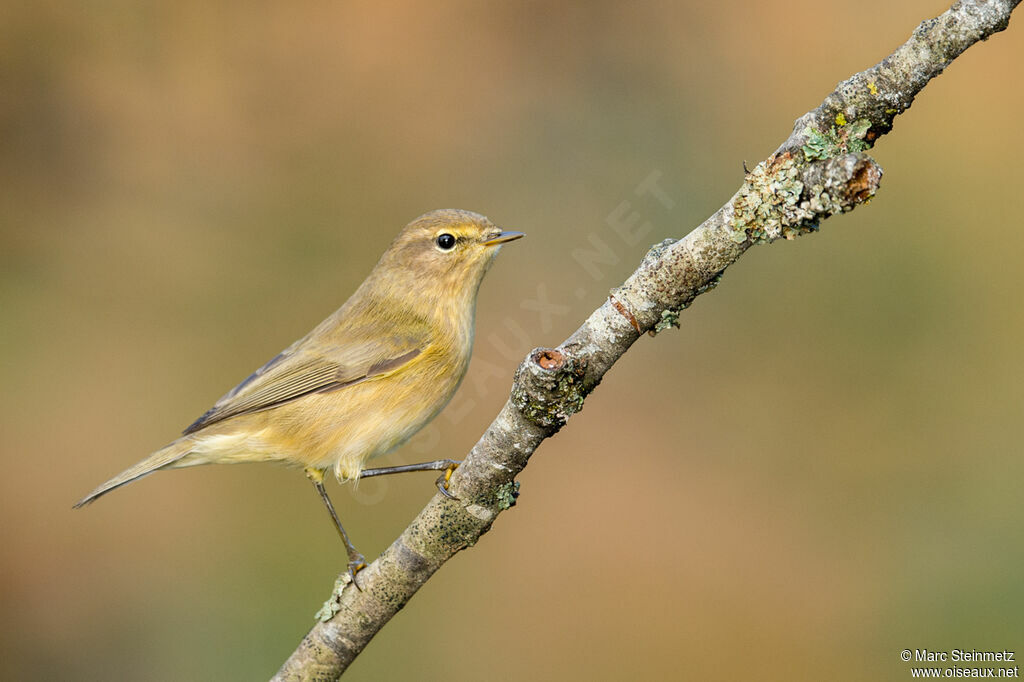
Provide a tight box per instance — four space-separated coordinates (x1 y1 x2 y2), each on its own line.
183 336 423 435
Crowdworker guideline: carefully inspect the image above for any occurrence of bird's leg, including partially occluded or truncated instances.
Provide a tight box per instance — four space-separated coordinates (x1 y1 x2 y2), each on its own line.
358 459 461 499
305 468 367 585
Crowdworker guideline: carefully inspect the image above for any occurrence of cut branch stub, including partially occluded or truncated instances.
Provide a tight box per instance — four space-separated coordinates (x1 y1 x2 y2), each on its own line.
511 348 588 430
804 153 883 207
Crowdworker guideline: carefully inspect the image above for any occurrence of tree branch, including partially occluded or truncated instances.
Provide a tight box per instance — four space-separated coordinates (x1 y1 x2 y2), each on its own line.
273 1 1021 678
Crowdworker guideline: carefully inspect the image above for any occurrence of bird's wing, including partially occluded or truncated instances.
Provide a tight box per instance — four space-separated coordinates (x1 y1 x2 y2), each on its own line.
182 332 425 435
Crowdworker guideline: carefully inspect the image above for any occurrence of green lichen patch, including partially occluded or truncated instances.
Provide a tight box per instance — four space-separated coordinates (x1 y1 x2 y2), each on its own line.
730 153 807 243
845 119 872 152
802 118 873 160
730 151 876 245
495 480 520 510
652 308 680 334
314 573 353 622
802 126 837 161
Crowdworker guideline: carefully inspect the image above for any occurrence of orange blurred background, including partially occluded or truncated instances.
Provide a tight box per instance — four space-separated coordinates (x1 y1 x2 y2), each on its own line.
3 1 1023 680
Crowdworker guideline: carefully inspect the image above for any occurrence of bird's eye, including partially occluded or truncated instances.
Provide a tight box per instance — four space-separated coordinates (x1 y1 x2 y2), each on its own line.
435 233 456 251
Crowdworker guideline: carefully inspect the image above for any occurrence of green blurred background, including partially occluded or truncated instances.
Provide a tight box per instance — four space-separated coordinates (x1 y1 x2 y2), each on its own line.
3 1 1022 680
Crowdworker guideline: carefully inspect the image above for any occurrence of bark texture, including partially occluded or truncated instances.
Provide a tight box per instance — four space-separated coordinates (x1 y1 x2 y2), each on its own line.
273 1 1021 678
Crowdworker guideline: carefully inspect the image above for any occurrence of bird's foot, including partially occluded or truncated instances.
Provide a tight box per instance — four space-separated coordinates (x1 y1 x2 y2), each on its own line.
435 460 461 499
346 553 368 591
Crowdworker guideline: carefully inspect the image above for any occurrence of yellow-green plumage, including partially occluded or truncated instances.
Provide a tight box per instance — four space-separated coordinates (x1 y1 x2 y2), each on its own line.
74 209 521 507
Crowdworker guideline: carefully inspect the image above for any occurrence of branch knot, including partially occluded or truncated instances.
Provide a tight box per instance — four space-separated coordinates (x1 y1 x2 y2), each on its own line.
511 348 587 430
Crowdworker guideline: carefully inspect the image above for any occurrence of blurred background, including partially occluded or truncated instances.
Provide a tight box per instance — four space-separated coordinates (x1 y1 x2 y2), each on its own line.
3 1 1022 679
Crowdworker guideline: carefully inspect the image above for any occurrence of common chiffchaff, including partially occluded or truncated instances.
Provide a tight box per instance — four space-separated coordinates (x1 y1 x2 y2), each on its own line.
75 209 523 576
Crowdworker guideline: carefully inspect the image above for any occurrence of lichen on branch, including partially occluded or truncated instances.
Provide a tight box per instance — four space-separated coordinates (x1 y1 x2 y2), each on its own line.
729 152 882 244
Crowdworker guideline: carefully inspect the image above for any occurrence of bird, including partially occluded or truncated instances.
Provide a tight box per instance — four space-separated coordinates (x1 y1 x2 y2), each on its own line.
74 209 523 579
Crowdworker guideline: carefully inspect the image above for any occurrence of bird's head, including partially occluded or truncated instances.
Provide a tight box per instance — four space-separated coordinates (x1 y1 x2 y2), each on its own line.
375 209 524 298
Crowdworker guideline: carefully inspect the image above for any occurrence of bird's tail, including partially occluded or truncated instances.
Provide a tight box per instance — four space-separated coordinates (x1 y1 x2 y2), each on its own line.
73 438 198 508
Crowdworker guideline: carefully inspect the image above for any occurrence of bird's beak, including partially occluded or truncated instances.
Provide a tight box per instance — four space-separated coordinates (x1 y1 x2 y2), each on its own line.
483 231 525 246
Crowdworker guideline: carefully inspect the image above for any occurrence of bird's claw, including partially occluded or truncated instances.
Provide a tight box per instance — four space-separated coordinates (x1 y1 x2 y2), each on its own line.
435 461 460 499
346 555 368 591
